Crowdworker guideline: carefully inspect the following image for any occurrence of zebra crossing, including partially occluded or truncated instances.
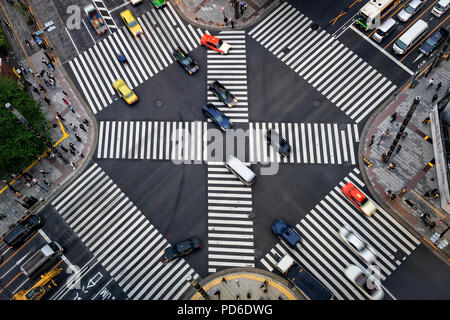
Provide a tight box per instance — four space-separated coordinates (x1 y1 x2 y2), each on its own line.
51 162 199 300
96 120 359 165
92 0 118 31
207 163 255 273
248 2 397 124
207 30 249 123
69 2 204 114
260 168 421 300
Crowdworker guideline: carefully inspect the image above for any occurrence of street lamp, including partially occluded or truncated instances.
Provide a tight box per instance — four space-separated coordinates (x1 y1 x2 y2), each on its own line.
4 103 68 165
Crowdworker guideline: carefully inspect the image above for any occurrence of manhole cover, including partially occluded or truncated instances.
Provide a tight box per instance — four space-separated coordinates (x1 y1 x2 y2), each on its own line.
248 211 256 219
312 99 321 108
155 99 164 108
339 123 347 130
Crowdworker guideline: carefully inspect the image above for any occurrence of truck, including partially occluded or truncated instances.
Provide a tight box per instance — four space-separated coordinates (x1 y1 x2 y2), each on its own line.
20 242 63 279
276 254 333 300
84 4 108 35
11 267 63 300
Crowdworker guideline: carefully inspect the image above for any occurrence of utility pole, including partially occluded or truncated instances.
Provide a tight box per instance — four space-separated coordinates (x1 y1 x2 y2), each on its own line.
4 103 68 165
186 275 211 300
384 96 421 164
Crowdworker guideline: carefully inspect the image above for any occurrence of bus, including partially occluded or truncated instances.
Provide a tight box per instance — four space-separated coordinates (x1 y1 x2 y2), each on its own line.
355 0 402 31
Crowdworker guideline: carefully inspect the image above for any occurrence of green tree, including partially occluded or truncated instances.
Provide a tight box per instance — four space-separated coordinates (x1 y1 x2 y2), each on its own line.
0 76 52 179
0 25 9 51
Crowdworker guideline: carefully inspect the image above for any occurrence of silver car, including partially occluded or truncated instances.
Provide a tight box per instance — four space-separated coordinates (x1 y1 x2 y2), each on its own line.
339 226 377 264
398 0 425 22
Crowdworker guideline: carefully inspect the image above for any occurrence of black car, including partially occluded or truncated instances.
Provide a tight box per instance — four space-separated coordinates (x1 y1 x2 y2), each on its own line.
201 103 233 131
173 47 199 75
3 215 43 249
265 129 291 157
208 80 238 108
162 236 201 262
419 27 449 56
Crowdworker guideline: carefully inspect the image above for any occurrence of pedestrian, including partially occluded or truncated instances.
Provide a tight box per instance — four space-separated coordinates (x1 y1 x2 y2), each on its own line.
40 169 49 175
432 93 438 102
231 18 235 29
82 119 90 126
75 133 82 142
39 84 46 92
28 67 33 74
70 149 76 156
384 129 390 136
427 78 434 88
240 1 245 15
247 291 251 299
62 90 68 96
69 143 76 151
42 178 49 185
396 144 402 153
70 161 76 170
381 152 387 162
44 96 51 105
47 63 53 70
436 82 442 91
60 145 68 152
41 57 48 64
47 72 54 80
402 131 408 139
56 112 65 122
69 123 77 130
79 123 87 132
80 152 85 158
422 116 430 124
390 112 397 123
385 190 392 198
43 79 50 87
25 39 31 48
15 191 23 198
221 277 227 284
368 135 375 147
390 193 397 201
63 98 68 105
68 105 75 113
388 162 396 171
40 70 45 77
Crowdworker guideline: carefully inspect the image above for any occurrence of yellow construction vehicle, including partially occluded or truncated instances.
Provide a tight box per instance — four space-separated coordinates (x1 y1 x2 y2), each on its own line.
11 267 63 300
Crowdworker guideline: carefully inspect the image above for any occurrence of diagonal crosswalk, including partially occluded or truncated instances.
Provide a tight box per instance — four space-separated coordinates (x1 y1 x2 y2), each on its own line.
207 30 249 123
249 2 397 124
207 163 255 273
51 162 199 300
69 2 205 114
96 120 359 165
259 167 421 300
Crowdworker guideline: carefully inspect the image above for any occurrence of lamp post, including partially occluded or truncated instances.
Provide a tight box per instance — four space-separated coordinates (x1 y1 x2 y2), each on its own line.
4 103 68 165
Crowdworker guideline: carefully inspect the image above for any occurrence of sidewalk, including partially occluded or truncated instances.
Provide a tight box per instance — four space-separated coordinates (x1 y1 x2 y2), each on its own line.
360 58 450 262
182 267 304 300
171 0 280 30
0 1 96 236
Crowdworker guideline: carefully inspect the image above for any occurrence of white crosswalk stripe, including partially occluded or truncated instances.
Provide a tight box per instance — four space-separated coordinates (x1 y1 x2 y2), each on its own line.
249 3 397 123
93 0 118 30
207 163 255 273
207 31 249 123
68 3 204 114
51 162 199 300
259 168 421 300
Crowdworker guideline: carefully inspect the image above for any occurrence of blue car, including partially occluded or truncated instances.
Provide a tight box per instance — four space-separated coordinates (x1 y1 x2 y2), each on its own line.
201 103 233 132
271 219 301 248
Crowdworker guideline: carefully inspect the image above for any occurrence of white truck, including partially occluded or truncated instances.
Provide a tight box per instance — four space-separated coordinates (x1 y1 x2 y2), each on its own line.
276 254 333 300
20 242 63 279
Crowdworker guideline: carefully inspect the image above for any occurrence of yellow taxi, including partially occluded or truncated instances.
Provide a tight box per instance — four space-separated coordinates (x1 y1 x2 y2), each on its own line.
120 9 143 37
113 79 138 105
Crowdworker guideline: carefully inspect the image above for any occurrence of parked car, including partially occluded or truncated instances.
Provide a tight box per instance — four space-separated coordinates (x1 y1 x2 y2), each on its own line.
265 129 291 157
3 215 43 249
150 0 166 8
397 0 425 22
344 265 384 300
208 80 238 108
162 236 201 262
419 27 449 56
120 9 143 37
271 219 301 248
173 47 199 75
338 226 377 264
113 79 138 105
341 182 377 217
201 103 233 131
200 34 231 54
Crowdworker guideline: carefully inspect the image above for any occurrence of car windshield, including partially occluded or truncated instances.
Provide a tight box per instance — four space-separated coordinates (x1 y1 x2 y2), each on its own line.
128 20 137 27
395 39 407 50
26 287 43 299
404 5 415 14
217 39 223 47
425 36 438 47
181 57 192 67
219 90 229 100
215 114 224 122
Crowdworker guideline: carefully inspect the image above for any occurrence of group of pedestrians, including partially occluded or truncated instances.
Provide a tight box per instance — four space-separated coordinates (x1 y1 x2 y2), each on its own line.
223 0 248 28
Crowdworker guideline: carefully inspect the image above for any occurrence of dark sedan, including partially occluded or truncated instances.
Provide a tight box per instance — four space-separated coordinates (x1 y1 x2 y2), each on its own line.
162 236 201 263
265 129 291 157
201 103 233 131
271 219 301 248
419 27 449 56
208 80 238 108
173 47 199 75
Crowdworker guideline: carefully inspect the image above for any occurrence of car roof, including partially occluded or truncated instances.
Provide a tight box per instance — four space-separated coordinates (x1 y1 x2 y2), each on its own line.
202 34 219 44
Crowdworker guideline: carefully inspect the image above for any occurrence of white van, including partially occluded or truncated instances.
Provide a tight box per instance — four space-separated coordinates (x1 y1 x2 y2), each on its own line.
20 242 63 278
393 19 428 55
432 0 450 17
373 18 398 43
224 155 256 187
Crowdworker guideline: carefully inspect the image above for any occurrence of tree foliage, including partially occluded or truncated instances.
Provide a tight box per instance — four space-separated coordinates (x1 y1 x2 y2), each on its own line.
0 76 51 179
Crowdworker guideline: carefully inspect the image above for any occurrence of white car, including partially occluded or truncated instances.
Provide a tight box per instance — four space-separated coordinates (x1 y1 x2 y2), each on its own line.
339 226 377 264
397 0 425 22
344 265 384 300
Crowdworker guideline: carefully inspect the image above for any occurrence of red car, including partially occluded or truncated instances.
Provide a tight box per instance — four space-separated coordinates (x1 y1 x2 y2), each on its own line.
200 34 231 54
341 182 377 217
